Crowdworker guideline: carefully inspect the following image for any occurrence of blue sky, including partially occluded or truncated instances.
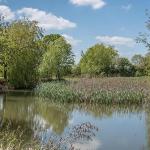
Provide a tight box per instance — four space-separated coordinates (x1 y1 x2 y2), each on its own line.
0 0 149 62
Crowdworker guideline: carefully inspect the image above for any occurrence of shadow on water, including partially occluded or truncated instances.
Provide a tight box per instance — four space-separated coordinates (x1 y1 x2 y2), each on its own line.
0 92 149 149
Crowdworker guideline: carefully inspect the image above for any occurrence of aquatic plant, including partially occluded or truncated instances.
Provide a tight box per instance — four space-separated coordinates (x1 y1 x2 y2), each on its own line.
0 121 40 150
0 121 97 150
39 122 98 150
36 77 150 104
35 81 80 103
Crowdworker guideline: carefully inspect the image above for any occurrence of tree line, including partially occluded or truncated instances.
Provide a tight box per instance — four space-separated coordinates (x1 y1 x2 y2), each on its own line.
74 46 150 77
0 17 150 89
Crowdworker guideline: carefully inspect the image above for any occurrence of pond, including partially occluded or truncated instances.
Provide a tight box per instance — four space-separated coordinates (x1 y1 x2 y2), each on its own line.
0 92 149 150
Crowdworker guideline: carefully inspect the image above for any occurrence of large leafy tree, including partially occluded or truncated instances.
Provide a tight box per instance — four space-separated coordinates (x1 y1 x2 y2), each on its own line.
0 18 43 88
143 55 150 76
131 54 144 66
79 44 118 76
131 54 145 76
43 34 62 45
116 57 135 77
0 17 10 80
39 34 74 80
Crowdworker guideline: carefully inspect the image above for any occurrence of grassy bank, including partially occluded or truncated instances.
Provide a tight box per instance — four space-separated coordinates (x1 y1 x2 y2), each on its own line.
36 77 150 104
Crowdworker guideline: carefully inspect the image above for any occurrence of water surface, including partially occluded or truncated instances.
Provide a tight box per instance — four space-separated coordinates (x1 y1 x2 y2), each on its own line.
0 92 149 150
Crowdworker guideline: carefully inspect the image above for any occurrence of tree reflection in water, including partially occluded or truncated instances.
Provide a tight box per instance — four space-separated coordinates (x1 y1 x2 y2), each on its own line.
0 93 98 149
0 92 148 149
146 105 150 150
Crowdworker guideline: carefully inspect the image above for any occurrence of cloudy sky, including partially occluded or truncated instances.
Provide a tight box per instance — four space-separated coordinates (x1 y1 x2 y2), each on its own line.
0 0 149 62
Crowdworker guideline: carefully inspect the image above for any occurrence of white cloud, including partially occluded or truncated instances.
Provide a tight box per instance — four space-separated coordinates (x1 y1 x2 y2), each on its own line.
122 4 132 11
0 5 15 20
62 34 81 46
17 8 76 30
96 36 135 47
70 0 106 9
0 6 77 30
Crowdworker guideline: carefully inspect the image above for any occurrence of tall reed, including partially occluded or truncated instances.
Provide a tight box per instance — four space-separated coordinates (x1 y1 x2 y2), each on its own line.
36 77 150 104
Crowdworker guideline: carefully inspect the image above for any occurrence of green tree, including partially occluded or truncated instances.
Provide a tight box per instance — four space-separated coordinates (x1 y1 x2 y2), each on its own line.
1 19 43 88
72 65 81 76
39 35 74 80
79 44 118 76
131 54 144 66
143 55 150 76
131 54 145 76
43 34 62 45
0 17 10 80
116 57 135 77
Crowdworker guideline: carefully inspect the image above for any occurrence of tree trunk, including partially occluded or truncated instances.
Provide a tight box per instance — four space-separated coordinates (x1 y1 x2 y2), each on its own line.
56 69 61 80
4 64 7 80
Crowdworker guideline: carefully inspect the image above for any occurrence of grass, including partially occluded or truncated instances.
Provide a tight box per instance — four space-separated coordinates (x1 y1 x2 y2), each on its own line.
35 77 150 104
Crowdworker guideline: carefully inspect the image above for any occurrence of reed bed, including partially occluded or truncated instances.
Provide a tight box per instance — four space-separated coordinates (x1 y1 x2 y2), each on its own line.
36 77 150 104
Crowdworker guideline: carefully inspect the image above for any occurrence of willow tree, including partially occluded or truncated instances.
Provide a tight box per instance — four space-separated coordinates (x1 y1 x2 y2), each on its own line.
39 34 74 80
0 17 10 80
1 19 43 88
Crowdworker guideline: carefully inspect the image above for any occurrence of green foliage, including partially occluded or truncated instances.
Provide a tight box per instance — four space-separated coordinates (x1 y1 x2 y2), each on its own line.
71 65 81 76
0 17 10 79
79 44 118 76
144 55 150 76
136 12 150 76
1 11 150 89
43 34 62 45
39 35 74 80
36 81 80 103
0 19 43 88
131 54 150 77
132 54 144 66
131 54 145 76
115 57 136 77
